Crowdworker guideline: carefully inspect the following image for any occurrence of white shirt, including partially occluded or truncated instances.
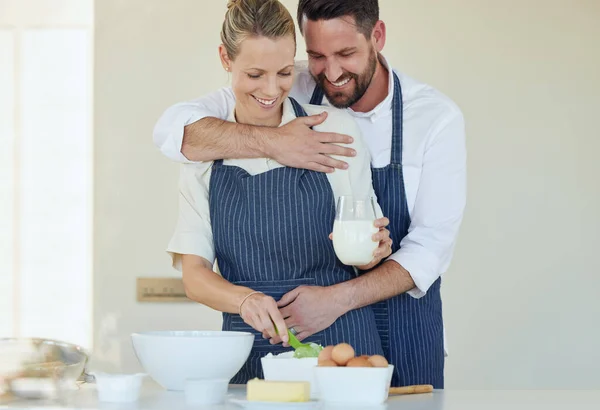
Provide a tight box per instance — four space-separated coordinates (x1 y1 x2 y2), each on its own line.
154 55 467 301
167 98 383 271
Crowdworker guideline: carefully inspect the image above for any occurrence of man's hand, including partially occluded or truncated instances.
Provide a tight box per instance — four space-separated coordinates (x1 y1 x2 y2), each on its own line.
265 112 356 173
262 286 347 345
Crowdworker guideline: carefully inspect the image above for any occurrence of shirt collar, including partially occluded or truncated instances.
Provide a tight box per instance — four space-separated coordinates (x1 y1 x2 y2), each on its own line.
346 54 395 120
227 97 296 125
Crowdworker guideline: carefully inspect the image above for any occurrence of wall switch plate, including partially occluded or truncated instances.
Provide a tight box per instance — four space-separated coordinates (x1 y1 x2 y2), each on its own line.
137 277 191 302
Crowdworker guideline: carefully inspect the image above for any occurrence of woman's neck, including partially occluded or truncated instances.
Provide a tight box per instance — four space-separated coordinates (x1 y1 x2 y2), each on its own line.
234 105 283 127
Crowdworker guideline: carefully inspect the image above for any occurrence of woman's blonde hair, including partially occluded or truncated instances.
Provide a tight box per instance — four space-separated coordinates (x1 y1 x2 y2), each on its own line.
222 0 296 61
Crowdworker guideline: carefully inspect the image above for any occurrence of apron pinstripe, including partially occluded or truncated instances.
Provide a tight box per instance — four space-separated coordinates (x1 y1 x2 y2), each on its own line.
209 98 383 384
309 73 445 388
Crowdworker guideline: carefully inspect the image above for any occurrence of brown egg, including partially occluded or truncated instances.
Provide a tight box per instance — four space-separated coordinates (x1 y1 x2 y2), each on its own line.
318 359 338 367
368 355 389 368
346 356 373 367
331 343 355 366
318 346 334 364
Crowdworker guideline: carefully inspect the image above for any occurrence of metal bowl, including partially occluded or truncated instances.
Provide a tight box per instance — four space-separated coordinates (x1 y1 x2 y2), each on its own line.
0 338 89 400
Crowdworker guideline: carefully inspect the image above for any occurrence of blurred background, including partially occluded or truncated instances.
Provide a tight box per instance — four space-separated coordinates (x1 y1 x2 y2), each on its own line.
0 0 599 389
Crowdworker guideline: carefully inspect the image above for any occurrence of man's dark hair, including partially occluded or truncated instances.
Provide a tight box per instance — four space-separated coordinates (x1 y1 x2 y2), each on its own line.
297 0 379 39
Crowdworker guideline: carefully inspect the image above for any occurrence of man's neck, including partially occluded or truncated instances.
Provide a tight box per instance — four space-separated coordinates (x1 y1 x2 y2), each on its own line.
350 55 390 113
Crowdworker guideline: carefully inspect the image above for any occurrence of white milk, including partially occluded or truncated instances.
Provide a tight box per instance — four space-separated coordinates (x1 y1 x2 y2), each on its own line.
332 220 378 266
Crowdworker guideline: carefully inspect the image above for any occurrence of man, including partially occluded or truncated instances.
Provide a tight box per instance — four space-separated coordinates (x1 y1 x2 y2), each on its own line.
153 0 466 388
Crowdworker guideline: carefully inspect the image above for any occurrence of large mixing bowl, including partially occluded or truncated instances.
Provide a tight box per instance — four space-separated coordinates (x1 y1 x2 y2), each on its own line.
131 331 253 391
0 338 88 399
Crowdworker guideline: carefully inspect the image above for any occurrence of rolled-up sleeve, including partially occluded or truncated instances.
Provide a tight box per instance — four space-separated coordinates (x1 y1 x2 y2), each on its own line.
167 163 215 271
388 111 467 298
153 88 236 163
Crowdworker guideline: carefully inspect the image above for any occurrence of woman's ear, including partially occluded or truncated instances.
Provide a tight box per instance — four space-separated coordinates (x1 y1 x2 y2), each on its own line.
218 44 232 72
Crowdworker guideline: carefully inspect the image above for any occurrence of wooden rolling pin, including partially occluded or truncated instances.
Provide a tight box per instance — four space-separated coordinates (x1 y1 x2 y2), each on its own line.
389 384 434 395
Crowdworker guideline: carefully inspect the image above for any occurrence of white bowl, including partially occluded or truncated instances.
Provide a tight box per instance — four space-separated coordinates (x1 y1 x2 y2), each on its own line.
184 378 229 405
91 372 146 403
131 331 253 391
314 365 394 406
261 351 319 399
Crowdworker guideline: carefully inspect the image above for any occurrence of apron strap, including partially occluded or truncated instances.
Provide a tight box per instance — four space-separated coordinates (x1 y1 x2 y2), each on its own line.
309 84 325 105
390 72 404 166
289 97 309 118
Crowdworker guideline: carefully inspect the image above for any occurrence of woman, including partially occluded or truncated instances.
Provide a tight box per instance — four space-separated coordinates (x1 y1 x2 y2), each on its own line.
167 0 391 383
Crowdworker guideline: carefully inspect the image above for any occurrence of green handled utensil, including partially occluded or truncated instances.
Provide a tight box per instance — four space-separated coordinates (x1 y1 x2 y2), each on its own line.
287 329 323 358
286 329 303 349
272 321 323 358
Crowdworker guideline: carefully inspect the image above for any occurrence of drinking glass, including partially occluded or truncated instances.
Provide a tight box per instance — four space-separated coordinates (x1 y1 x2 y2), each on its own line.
332 195 378 266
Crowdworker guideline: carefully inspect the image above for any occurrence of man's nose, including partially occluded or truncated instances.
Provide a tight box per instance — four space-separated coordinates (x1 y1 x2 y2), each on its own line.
324 59 343 83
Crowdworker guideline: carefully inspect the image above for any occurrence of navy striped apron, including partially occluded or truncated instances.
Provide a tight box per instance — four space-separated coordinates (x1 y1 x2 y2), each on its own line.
208 98 383 384
309 73 445 388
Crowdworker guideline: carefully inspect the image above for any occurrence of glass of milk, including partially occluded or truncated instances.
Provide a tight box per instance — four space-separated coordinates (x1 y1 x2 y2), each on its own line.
332 195 378 266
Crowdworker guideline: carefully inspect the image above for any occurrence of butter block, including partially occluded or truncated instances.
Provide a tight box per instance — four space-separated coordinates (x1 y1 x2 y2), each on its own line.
247 378 310 402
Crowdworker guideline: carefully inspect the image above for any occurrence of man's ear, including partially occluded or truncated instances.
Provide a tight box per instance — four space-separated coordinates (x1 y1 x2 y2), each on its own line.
371 20 386 53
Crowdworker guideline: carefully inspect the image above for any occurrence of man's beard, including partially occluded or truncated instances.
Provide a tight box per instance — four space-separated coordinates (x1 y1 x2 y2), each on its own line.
314 49 378 109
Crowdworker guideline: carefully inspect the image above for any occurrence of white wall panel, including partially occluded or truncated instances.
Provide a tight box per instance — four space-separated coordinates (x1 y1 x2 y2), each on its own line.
18 28 92 347
0 29 15 338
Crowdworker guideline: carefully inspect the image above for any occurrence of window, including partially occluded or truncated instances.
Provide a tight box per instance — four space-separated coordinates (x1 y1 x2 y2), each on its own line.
0 0 93 349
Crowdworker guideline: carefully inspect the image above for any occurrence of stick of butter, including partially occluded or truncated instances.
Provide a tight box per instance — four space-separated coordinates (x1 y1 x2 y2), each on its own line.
247 378 310 402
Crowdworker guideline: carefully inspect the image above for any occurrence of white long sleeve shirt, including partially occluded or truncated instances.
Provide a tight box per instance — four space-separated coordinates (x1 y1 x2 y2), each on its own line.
154 56 467 301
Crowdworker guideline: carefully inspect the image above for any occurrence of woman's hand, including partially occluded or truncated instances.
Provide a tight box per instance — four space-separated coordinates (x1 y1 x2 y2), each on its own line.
328 217 393 271
239 292 289 344
356 217 393 271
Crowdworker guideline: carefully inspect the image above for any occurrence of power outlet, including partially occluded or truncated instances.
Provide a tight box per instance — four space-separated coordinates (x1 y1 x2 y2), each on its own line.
136 277 191 302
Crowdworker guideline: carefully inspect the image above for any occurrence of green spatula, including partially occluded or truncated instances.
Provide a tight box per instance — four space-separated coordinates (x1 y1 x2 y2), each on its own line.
287 329 323 358
272 321 323 358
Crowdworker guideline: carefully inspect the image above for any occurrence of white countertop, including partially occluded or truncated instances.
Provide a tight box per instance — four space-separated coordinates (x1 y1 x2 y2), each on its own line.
1 382 599 410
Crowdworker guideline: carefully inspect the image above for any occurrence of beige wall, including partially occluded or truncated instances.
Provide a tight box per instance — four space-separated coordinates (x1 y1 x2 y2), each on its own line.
93 0 600 388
